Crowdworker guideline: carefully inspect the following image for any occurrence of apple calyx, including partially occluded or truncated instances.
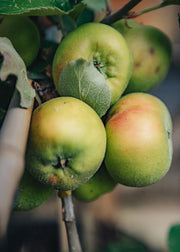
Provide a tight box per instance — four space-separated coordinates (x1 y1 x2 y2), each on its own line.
93 59 104 74
52 156 68 169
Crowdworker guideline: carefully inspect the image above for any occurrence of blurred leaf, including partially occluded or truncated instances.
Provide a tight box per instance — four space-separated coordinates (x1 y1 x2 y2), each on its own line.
163 0 180 3
28 40 58 77
77 7 95 26
61 14 76 33
168 224 180 252
59 58 111 117
60 6 95 33
102 240 147 252
68 0 86 21
0 0 85 16
0 37 35 108
83 0 106 12
13 169 54 211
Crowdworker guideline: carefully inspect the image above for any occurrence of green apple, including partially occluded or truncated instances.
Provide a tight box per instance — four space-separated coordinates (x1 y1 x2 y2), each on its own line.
73 162 117 202
112 19 172 93
105 92 173 187
13 170 54 211
26 97 106 191
52 22 132 105
0 16 40 66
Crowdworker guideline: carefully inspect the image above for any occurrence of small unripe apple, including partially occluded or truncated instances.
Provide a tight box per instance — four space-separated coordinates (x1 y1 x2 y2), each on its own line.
26 97 106 191
52 22 132 105
73 162 117 202
105 93 173 187
112 19 172 93
0 16 40 66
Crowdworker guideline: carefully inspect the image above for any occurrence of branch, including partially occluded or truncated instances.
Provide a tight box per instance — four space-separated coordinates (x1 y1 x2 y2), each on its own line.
0 88 33 245
101 0 143 25
59 191 82 252
127 1 180 19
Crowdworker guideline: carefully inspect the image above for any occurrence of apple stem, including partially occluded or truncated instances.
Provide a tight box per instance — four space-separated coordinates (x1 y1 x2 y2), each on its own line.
60 192 82 252
126 1 178 18
101 0 143 25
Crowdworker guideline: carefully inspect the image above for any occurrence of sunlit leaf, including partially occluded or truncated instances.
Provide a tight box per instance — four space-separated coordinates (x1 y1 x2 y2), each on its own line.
0 0 85 16
0 37 35 108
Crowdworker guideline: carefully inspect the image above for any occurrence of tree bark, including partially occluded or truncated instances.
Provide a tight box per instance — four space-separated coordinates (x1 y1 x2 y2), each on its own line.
101 0 143 24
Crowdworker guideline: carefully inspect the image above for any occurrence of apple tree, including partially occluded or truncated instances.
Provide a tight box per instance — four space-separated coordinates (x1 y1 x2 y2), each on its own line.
0 0 180 251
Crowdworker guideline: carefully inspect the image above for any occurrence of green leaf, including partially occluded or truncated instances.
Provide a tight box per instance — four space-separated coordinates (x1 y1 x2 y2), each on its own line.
76 7 95 26
162 0 180 4
0 0 85 16
0 37 35 108
59 58 111 117
168 225 180 252
83 0 106 12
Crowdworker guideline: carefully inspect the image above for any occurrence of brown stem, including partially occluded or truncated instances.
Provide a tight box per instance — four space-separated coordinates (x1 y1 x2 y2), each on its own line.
127 2 175 18
101 0 143 25
0 89 33 244
60 192 82 252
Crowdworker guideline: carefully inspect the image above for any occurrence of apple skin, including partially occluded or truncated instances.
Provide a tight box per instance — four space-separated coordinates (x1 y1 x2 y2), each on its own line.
0 16 40 66
112 19 172 93
73 162 117 202
26 97 106 191
105 92 173 187
52 22 132 105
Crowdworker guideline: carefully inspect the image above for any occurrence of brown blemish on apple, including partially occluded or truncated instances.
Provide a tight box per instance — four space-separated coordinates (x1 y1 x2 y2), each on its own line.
155 66 160 73
167 130 171 139
134 62 141 68
105 110 118 122
49 176 58 184
149 47 155 55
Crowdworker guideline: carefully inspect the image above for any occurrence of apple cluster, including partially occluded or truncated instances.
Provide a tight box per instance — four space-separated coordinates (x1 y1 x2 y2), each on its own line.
10 18 173 208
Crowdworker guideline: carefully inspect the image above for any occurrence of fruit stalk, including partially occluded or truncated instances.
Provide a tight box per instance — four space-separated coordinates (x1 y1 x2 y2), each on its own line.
60 192 82 252
0 88 33 244
127 1 179 18
101 0 143 24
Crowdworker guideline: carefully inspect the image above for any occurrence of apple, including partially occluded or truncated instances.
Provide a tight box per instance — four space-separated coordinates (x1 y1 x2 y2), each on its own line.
112 19 172 93
0 16 40 66
26 97 107 191
73 162 117 202
105 92 173 187
13 170 53 211
52 22 132 105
